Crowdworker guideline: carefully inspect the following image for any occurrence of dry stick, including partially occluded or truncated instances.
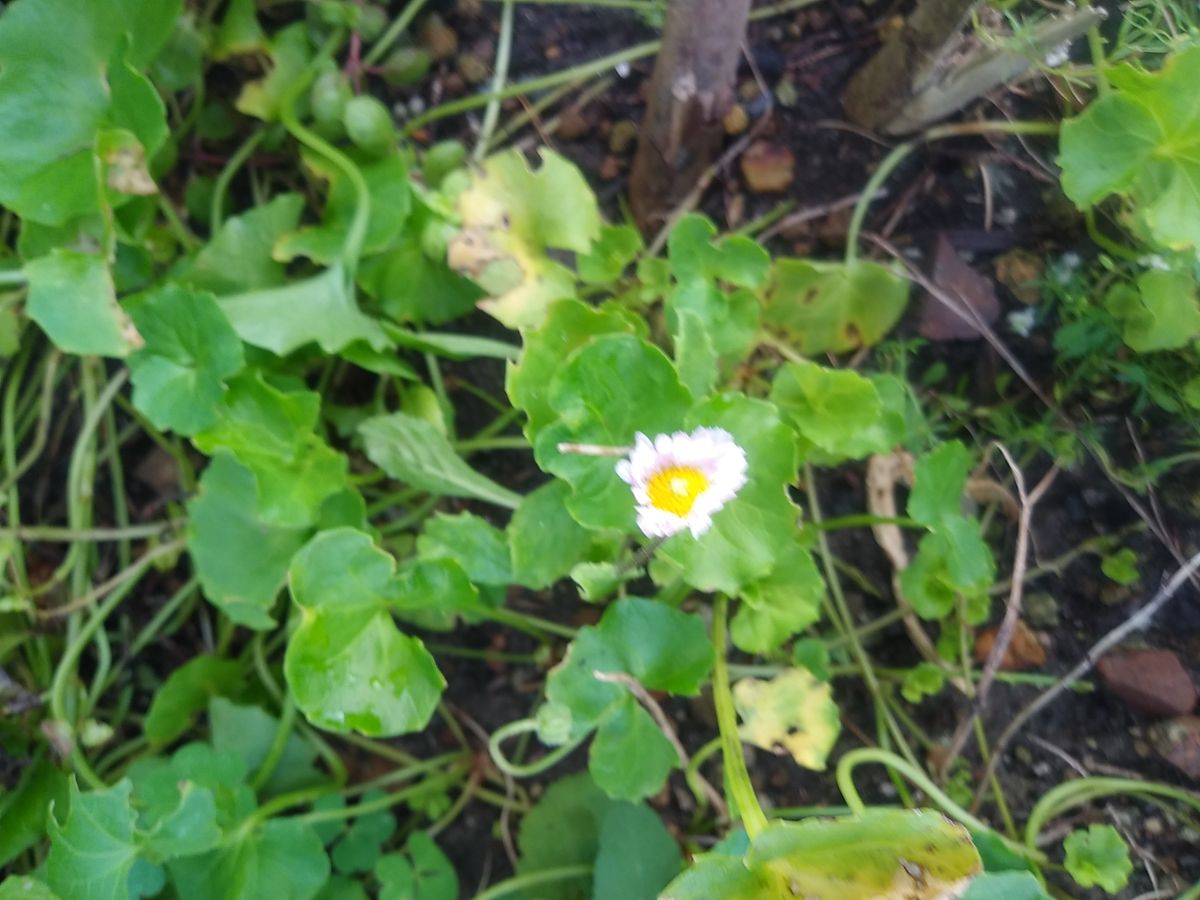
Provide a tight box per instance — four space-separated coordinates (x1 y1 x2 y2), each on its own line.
37 539 185 620
759 189 882 242
969 549 1200 813
938 448 1057 777
593 670 729 818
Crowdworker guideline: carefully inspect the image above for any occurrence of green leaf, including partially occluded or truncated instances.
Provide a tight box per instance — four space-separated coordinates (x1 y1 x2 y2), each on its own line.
659 394 798 595
0 756 69 870
390 556 482 632
358 198 485 326
1059 47 1200 251
667 281 760 361
673 307 719 399
220 265 388 356
507 299 640 440
359 412 522 509
791 638 832 682
24 251 140 357
908 441 971 528
208 699 323 796
516 773 679 900
194 373 347 528
588 696 680 801
536 334 693 531
448 148 601 329
331 791 396 874
762 258 908 354
1104 268 1200 353
140 782 222 862
187 453 310 630
0 877 58 900
168 819 330 900
46 779 140 900
417 512 512 586
180 194 306 295
285 529 445 736
128 743 255 835
591 802 682 900
0 0 176 225
667 214 770 289
143 655 243 746
1063 824 1132 893
544 599 711 800
901 520 994 621
508 480 594 589
1101 547 1140 586
769 360 889 461
731 542 824 654
276 152 411 265
901 662 947 703
125 284 245 435
213 0 266 58
235 23 313 122
961 872 1049 899
578 224 643 285
733 668 840 770
375 833 458 900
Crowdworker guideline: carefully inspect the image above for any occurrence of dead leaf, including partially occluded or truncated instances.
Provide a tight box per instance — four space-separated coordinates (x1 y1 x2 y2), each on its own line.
918 233 1000 341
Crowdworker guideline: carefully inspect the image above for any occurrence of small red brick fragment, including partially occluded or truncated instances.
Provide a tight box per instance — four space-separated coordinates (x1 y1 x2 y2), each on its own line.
1097 648 1198 718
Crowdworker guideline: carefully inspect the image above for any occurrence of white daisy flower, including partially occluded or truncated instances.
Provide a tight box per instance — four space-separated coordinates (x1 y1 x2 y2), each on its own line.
615 427 748 539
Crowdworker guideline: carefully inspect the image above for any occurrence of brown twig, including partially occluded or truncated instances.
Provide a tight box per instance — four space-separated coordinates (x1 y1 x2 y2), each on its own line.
938 448 1057 777
37 539 185 620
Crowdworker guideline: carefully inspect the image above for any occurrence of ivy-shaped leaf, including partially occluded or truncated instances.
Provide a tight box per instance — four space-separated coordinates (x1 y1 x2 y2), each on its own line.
659 394 799 595
535 334 693 531
731 541 825 654
1059 46 1200 251
194 373 348 528
507 298 641 440
769 360 890 462
1063 824 1133 893
187 453 310 630
284 528 446 736
542 598 712 801
24 250 141 358
761 258 908 355
508 480 594 590
733 668 840 770
1104 268 1200 353
125 284 245 436
46 779 141 900
447 148 601 329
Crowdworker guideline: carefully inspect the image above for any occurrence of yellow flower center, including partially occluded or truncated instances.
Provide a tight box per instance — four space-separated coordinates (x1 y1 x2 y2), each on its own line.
645 465 709 516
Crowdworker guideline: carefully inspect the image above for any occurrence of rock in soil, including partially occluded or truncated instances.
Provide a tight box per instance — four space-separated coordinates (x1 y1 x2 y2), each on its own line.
608 120 637 155
741 141 794 193
1150 715 1200 779
973 620 1046 671
1097 648 1198 718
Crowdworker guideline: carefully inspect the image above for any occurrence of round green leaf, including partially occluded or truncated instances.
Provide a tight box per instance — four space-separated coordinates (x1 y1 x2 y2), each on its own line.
126 284 245 435
535 334 693 531
285 529 445 736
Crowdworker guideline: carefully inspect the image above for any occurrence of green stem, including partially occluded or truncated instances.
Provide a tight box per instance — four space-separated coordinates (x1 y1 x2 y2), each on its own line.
474 0 516 162
363 0 432 67
2 522 179 542
1024 777 1200 850
278 32 371 270
250 696 298 792
836 748 1044 863
479 606 577 640
712 594 768 838
295 767 467 824
210 126 267 234
475 866 594 900
489 718 587 778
